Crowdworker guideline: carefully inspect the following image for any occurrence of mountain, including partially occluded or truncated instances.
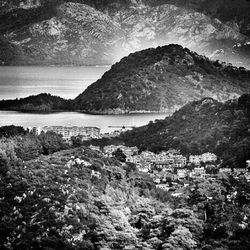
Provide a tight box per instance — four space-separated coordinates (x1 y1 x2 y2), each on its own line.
0 45 249 114
119 93 250 167
73 44 250 114
0 1 121 65
163 0 250 36
1 0 250 67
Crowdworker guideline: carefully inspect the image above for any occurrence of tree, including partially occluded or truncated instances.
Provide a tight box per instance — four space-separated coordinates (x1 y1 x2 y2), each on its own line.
162 226 197 250
38 131 67 155
0 154 9 176
112 148 126 162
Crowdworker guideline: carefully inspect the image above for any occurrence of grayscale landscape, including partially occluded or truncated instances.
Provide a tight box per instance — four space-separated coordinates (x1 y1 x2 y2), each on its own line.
0 1 250 250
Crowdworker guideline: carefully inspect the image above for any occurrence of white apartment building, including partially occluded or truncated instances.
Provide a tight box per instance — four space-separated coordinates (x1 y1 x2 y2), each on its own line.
41 126 100 141
189 153 217 164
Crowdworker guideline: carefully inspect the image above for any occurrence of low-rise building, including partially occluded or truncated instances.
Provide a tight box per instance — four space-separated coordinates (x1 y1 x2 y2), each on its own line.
233 168 248 175
177 169 188 179
189 155 201 165
219 168 232 174
190 167 206 178
89 145 101 151
189 152 217 165
201 153 217 162
156 184 170 191
31 126 42 135
247 160 250 168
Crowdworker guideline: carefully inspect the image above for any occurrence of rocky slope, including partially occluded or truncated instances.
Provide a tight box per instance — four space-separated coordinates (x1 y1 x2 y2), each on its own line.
0 0 250 67
110 2 250 67
0 1 121 65
73 44 250 114
164 0 250 36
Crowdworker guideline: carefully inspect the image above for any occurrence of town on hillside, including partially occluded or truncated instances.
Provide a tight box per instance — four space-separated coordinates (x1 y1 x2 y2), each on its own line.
31 125 250 197
89 144 250 196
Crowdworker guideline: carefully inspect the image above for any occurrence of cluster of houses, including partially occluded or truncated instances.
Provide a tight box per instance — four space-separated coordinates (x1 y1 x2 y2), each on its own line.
89 144 250 192
125 150 219 182
19 0 41 9
189 153 218 165
126 149 187 172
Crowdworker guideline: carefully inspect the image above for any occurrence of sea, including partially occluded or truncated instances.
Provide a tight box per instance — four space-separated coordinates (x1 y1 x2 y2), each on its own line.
0 66 168 133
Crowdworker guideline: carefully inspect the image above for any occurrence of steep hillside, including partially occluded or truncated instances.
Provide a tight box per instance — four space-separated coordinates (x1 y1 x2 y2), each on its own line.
73 44 250 114
1 0 250 66
110 2 250 67
1 130 250 249
0 1 121 65
164 0 250 36
120 94 250 167
0 145 205 249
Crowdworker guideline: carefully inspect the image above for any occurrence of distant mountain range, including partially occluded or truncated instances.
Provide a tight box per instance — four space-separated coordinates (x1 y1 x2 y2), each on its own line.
1 45 250 114
1 0 250 67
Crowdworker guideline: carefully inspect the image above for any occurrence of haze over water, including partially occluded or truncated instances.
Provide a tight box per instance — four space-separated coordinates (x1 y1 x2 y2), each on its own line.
0 66 109 100
0 66 168 133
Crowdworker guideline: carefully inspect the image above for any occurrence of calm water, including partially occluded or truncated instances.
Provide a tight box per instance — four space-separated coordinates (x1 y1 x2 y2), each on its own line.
0 111 167 133
0 66 110 99
0 66 168 133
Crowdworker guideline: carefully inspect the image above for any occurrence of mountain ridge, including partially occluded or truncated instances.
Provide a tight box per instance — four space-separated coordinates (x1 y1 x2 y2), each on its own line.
1 0 250 67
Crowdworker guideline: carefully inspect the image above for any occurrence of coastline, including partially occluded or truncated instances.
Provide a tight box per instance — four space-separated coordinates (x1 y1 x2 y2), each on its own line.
0 108 172 116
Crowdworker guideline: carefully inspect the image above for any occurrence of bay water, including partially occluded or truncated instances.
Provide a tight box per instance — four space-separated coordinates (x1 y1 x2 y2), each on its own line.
0 66 167 133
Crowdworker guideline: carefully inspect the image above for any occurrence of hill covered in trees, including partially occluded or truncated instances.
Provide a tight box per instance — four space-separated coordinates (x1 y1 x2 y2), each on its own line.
1 135 250 249
73 44 250 114
0 125 69 164
0 93 70 112
119 94 250 168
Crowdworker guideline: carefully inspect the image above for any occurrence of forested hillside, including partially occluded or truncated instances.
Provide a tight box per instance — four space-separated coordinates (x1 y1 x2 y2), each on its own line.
74 45 250 114
120 94 250 168
1 45 249 114
0 93 70 112
1 138 250 249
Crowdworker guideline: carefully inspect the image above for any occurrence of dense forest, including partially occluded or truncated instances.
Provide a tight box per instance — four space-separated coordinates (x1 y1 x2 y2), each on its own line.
0 125 69 165
0 129 250 249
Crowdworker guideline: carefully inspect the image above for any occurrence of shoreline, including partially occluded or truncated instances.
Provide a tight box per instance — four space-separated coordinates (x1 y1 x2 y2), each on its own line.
0 108 171 116
0 64 112 68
